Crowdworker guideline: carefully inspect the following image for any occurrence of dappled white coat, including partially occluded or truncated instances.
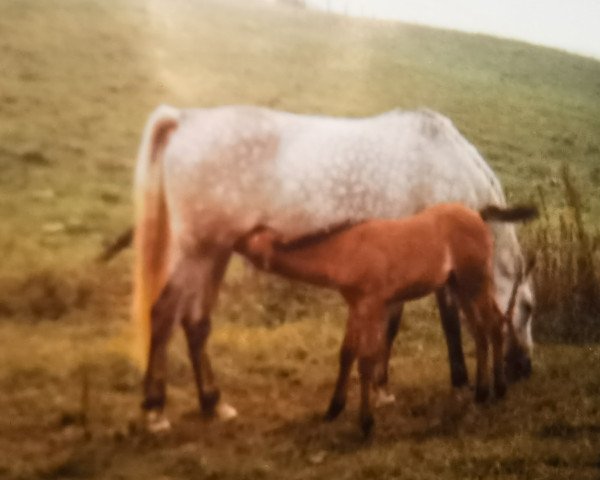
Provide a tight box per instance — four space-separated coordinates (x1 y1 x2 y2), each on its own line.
138 105 534 351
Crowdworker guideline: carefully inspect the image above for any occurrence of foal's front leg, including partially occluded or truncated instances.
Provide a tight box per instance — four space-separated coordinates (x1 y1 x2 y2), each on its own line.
458 299 490 402
473 293 508 400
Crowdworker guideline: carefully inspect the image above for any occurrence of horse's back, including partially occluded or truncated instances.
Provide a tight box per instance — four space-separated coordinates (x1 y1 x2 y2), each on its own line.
157 105 508 244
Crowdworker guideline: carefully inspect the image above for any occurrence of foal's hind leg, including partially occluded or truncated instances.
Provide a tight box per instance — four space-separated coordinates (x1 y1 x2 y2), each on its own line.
356 302 387 436
325 299 382 423
436 287 469 388
325 313 359 421
373 303 403 407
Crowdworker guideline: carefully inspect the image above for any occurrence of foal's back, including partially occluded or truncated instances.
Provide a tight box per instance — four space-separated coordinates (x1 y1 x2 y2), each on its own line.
241 203 494 300
346 203 494 299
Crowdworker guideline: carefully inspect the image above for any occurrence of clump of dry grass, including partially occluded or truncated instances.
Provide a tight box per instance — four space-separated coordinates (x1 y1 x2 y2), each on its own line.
527 165 600 342
0 268 94 320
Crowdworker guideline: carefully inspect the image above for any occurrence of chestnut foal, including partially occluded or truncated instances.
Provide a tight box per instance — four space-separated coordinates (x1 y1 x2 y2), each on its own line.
237 203 537 436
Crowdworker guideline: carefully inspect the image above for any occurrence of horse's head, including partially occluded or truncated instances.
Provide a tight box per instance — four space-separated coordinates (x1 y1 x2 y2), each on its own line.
502 257 536 381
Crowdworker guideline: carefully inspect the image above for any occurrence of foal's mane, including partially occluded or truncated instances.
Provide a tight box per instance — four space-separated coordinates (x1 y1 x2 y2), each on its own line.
276 220 361 251
479 205 539 223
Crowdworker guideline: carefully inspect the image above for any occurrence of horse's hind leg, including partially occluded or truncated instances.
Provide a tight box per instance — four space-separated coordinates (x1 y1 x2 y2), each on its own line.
142 263 188 431
179 250 237 420
436 286 469 388
142 251 235 431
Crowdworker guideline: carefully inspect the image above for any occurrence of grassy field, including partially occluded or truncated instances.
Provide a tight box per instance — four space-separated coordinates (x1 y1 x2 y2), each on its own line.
0 0 599 478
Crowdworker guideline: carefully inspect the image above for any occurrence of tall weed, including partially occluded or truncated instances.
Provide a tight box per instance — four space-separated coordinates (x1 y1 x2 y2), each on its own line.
527 165 600 342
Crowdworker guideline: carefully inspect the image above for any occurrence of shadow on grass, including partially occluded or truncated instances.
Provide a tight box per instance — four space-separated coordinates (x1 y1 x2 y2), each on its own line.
266 385 478 455
538 421 600 439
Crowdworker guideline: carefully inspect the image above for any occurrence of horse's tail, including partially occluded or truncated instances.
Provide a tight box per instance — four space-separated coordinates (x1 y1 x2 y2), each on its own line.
132 105 180 367
479 205 538 223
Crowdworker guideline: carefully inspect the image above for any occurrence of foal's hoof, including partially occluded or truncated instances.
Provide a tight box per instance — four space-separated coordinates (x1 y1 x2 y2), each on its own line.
360 413 375 438
215 402 238 421
324 399 345 421
451 374 469 389
373 387 396 408
144 410 171 433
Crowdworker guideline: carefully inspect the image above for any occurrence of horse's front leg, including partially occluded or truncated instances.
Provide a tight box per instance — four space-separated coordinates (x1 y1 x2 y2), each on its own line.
473 327 490 403
490 318 507 399
436 286 469 388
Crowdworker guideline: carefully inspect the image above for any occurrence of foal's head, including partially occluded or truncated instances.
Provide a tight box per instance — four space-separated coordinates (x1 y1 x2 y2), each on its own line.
238 226 281 269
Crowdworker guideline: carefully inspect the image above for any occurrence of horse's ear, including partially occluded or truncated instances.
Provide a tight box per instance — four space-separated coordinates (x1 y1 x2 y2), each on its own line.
524 255 536 277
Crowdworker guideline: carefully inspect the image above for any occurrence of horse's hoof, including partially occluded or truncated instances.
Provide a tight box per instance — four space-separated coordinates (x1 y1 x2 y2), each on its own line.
495 382 507 399
144 410 171 433
215 402 238 421
373 388 396 408
324 399 345 421
474 387 489 403
360 414 375 438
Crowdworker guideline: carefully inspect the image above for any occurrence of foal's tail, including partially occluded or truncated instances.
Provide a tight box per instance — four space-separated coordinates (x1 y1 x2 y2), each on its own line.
479 205 539 223
132 105 180 367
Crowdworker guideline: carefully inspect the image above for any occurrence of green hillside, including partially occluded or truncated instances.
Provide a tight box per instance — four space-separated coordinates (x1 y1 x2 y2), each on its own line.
0 0 599 478
1 0 599 272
